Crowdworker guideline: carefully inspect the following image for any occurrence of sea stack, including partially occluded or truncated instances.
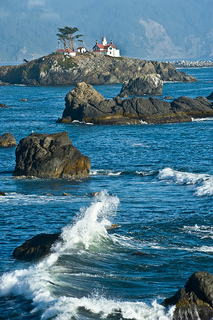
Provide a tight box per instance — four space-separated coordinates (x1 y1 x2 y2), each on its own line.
14 131 91 179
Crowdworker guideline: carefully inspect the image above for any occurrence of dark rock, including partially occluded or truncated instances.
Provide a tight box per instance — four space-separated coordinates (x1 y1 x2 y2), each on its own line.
207 91 213 100
58 83 213 125
0 103 9 108
131 251 149 256
163 271 213 320
185 271 213 307
13 233 61 261
120 74 163 97
13 131 91 178
0 132 17 147
0 191 6 196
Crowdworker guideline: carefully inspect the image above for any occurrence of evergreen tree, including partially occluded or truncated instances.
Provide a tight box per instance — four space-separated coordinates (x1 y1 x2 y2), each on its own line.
56 26 83 50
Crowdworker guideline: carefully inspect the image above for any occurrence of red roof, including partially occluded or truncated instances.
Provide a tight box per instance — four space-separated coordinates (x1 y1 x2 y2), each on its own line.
56 49 75 53
94 43 116 50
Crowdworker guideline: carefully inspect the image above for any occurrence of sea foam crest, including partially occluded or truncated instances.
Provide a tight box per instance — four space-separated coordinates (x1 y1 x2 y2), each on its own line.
54 190 120 252
158 167 213 196
42 294 175 320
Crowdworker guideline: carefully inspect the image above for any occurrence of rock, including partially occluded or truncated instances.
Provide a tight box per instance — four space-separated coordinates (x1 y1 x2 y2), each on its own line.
0 52 197 86
163 271 213 320
0 191 6 196
20 98 27 101
106 224 121 231
0 103 9 108
62 192 71 196
131 251 149 256
57 83 213 125
120 74 163 97
207 91 213 100
163 96 174 100
13 131 91 178
13 233 61 261
91 191 100 196
185 271 213 307
0 132 17 147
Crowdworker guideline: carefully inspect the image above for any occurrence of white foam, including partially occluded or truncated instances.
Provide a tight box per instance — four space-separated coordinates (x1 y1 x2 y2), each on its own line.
90 169 122 176
158 168 213 196
191 117 213 122
54 190 119 252
42 294 175 320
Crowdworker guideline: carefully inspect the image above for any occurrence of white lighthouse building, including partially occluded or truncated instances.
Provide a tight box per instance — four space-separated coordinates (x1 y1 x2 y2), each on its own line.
93 36 120 57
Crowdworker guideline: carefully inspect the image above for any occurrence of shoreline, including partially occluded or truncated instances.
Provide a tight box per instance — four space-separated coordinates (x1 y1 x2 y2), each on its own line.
170 60 213 68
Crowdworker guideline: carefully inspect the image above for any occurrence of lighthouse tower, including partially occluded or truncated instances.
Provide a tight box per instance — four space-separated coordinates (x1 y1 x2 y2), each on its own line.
102 35 107 46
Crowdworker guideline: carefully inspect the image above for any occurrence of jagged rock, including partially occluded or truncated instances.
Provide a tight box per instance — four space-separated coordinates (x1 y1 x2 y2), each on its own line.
207 91 213 100
163 271 213 320
13 131 91 178
120 74 163 97
13 233 61 261
0 52 197 86
57 83 213 125
0 132 17 147
0 191 6 196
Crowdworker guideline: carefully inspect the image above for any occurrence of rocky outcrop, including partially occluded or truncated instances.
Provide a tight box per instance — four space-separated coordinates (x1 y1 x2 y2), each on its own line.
0 103 9 108
163 271 213 320
0 132 17 147
207 91 213 100
0 52 197 86
14 131 91 178
119 74 163 97
57 83 213 125
13 233 61 261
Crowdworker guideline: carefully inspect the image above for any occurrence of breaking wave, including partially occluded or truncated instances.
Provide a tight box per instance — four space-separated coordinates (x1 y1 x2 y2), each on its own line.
158 167 213 196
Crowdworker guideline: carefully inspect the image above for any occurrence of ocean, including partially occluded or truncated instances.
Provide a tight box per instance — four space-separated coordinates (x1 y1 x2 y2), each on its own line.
0 67 213 319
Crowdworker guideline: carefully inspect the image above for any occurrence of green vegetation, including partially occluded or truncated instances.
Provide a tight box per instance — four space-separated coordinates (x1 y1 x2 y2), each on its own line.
56 26 83 51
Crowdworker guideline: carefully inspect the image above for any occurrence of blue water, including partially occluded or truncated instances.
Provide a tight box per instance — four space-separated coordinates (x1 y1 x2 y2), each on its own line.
0 68 213 319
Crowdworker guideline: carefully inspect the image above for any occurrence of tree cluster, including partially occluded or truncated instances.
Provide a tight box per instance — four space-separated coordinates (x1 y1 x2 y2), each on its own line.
56 26 83 51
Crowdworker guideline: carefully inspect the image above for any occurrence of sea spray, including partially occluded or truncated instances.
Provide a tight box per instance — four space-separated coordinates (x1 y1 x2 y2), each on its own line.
54 190 120 252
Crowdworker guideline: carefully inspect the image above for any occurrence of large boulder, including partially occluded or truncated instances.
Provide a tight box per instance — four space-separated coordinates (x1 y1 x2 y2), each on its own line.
0 132 17 147
163 271 213 320
13 233 61 261
57 83 213 125
14 131 91 178
119 74 163 97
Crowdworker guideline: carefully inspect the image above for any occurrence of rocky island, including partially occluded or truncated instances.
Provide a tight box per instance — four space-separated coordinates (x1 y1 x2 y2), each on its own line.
57 82 213 125
0 52 197 86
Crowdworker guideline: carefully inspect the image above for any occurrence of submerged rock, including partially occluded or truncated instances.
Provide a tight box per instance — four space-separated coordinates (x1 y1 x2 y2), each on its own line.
14 131 91 178
13 233 61 261
163 271 213 320
57 83 213 125
120 74 163 97
0 132 17 147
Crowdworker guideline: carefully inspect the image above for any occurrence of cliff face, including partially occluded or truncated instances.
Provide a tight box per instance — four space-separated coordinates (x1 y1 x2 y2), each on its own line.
0 52 197 86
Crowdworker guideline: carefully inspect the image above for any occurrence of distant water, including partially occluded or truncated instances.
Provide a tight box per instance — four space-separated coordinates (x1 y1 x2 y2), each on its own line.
0 68 213 319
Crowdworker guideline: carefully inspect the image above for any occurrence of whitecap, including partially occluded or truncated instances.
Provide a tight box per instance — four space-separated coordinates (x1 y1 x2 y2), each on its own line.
158 167 213 196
